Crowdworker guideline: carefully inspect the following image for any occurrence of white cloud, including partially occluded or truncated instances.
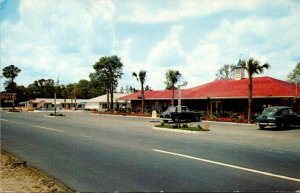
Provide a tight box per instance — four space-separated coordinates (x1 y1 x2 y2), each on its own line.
118 0 281 23
147 25 185 68
2 0 300 93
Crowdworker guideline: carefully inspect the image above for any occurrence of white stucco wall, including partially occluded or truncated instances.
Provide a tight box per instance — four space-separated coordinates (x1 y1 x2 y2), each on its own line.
85 102 100 110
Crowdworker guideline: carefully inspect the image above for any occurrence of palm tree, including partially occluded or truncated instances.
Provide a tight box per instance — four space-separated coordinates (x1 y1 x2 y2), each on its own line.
240 58 270 123
133 70 147 114
165 70 182 106
60 85 68 109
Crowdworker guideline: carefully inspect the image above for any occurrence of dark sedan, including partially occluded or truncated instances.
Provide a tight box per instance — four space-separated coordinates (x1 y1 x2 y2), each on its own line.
160 106 201 123
256 106 300 129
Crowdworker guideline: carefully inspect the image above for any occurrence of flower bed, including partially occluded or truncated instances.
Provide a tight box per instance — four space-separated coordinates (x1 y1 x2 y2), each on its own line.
203 113 249 123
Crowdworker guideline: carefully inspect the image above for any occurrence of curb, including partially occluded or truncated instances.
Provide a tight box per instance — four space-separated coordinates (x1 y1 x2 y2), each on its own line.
153 126 212 134
90 113 157 120
43 115 65 118
90 113 254 126
202 120 254 126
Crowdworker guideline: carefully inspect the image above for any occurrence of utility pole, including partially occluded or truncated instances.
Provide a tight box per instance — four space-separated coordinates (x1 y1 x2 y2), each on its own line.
178 85 181 113
54 92 57 115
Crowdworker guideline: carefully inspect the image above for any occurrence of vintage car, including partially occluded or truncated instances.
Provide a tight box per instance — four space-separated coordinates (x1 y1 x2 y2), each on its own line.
160 106 202 123
255 106 300 129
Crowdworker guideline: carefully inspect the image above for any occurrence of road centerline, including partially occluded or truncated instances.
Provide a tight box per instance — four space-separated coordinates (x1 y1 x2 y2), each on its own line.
2 119 65 133
153 149 300 183
33 125 65 133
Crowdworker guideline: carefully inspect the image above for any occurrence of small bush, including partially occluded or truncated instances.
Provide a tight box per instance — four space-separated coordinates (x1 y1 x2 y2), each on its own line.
49 113 65 117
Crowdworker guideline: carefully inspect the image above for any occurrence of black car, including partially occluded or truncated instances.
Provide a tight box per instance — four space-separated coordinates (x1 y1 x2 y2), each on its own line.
256 106 300 129
160 106 201 123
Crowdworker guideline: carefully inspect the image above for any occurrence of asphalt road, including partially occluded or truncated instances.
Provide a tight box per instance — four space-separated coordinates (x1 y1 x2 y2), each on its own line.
1 111 300 192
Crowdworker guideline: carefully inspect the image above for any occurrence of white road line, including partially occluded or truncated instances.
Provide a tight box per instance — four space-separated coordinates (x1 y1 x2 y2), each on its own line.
1 118 64 133
33 125 64 133
153 149 300 183
79 134 92 138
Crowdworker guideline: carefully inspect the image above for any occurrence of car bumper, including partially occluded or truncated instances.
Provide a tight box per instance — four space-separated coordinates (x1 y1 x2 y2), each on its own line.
255 122 277 126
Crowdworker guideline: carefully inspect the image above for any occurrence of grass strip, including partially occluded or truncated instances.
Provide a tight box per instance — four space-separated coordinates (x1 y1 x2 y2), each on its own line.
155 124 209 131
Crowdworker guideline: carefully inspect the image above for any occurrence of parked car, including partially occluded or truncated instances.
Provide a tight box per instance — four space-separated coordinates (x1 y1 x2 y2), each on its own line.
160 106 202 123
255 106 300 129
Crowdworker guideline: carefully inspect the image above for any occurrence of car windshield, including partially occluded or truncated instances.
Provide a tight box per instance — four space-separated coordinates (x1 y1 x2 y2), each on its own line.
261 108 278 116
166 107 176 112
181 107 189 112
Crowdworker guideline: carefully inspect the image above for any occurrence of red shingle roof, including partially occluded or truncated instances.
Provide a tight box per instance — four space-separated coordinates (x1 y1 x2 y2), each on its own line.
120 76 300 100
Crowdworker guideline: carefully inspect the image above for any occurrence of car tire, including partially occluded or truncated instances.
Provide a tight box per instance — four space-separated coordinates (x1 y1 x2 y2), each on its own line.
172 118 180 123
277 122 287 129
259 124 266 130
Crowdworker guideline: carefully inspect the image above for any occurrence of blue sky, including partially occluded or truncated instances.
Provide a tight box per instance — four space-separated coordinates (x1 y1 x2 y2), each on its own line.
1 0 300 91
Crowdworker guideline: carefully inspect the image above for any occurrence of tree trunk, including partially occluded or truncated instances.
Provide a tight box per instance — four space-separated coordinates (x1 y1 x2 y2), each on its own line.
106 91 110 112
248 76 253 123
110 87 114 112
141 83 145 114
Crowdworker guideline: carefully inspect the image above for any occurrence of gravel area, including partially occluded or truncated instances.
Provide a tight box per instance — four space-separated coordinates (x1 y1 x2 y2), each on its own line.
1 150 74 192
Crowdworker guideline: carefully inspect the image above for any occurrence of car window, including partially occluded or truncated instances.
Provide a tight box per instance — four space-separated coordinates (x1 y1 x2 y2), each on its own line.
281 109 288 115
167 107 176 112
288 109 294 114
261 108 277 116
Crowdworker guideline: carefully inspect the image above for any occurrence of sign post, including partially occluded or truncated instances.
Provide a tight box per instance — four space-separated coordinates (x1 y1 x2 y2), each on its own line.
54 93 57 115
178 85 181 113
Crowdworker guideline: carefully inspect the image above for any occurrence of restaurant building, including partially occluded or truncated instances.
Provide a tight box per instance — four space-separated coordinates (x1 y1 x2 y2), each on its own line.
120 65 300 115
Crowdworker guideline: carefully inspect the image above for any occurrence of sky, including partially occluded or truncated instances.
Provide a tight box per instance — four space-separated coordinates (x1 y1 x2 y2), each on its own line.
1 0 300 91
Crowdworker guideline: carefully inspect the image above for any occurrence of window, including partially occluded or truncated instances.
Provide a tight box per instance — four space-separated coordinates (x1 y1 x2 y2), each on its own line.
102 103 108 109
182 106 189 112
167 107 176 112
281 109 288 115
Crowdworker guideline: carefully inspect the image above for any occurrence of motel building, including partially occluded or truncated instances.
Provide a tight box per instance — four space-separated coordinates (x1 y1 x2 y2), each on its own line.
119 64 300 116
85 93 131 111
27 98 87 110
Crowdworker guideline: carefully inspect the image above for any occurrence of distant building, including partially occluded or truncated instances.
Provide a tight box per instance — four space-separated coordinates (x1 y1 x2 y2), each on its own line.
27 98 87 110
85 93 131 111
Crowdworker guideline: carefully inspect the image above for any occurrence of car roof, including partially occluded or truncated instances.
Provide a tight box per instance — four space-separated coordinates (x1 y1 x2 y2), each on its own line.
265 106 291 110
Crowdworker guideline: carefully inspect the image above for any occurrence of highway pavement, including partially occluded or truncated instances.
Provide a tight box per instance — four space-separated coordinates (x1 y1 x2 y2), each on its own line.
1 111 300 192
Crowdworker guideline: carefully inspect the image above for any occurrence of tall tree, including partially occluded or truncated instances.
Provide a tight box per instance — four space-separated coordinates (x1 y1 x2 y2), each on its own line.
287 62 300 84
240 58 270 123
26 79 55 98
2 65 21 92
77 79 91 99
215 64 235 80
165 69 182 106
60 85 69 108
90 55 123 111
133 70 147 113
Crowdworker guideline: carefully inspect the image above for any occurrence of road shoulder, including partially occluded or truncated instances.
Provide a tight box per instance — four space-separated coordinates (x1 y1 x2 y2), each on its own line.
1 149 74 192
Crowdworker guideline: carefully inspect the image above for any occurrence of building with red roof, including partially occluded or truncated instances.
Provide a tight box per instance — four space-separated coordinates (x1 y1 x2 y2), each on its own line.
120 65 300 115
